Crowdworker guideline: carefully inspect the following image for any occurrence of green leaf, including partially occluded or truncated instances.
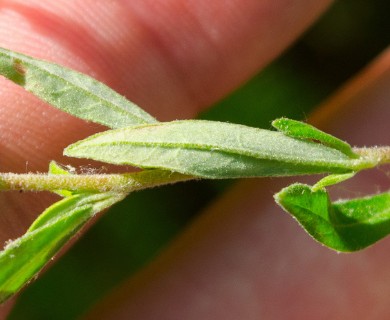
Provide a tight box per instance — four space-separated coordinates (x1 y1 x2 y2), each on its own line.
64 120 373 179
48 161 74 197
272 118 358 158
0 47 157 128
275 183 390 252
311 172 356 191
0 192 125 303
48 161 72 176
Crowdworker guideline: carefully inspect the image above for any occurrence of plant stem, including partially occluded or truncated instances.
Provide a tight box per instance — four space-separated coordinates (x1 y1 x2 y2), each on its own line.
0 147 388 194
0 170 195 193
354 146 390 166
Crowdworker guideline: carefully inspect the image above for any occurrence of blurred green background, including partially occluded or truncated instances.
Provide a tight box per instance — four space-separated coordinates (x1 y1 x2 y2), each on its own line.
9 0 390 318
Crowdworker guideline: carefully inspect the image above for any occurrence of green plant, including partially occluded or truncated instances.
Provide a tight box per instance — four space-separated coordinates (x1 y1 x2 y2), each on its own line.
0 47 389 303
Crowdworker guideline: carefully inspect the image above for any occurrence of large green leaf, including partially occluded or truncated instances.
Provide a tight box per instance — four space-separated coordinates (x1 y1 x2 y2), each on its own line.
64 120 373 179
0 192 125 303
0 47 157 128
275 183 390 252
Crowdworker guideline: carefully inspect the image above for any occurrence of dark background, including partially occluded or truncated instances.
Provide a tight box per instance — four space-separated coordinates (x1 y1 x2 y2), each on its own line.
9 1 390 318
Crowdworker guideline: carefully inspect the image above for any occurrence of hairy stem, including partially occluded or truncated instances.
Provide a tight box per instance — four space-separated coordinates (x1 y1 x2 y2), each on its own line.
354 146 390 166
0 147 388 194
0 170 195 193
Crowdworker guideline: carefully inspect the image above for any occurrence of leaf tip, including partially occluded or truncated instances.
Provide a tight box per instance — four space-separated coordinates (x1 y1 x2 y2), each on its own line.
0 54 26 86
271 117 289 131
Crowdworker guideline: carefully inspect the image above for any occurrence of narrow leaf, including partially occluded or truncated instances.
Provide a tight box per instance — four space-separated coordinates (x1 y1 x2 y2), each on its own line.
0 47 157 128
275 183 390 252
311 172 356 191
0 192 125 303
272 118 358 158
65 120 372 179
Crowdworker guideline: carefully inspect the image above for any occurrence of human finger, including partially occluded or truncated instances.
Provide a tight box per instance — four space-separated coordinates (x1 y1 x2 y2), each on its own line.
0 0 333 257
86 49 390 319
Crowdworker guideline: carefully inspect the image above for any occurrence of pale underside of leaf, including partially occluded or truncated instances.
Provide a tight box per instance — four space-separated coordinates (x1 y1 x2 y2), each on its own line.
0 47 157 128
275 183 390 252
65 120 370 179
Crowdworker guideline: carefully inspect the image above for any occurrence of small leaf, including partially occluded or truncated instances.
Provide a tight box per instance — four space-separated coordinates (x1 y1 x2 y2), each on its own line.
272 118 358 158
48 161 72 176
48 161 74 197
0 192 125 303
65 120 372 179
311 172 356 191
275 183 390 252
0 47 157 128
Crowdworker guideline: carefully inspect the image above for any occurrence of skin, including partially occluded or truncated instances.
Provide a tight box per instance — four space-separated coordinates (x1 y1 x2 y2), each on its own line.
0 0 389 318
